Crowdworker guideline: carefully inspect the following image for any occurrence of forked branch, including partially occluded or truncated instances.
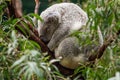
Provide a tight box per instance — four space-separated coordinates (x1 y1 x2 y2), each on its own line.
6 0 49 52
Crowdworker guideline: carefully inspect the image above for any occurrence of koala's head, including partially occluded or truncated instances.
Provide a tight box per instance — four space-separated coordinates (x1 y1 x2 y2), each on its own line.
38 12 61 43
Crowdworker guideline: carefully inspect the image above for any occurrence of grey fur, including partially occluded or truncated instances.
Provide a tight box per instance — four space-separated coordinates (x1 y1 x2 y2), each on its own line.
38 3 88 69
38 3 88 51
55 37 88 69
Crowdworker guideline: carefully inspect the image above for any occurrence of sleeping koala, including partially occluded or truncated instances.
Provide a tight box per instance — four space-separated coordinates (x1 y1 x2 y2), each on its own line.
38 3 88 51
38 3 88 69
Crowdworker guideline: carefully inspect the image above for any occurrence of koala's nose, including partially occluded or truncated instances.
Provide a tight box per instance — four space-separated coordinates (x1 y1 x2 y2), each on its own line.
40 36 49 44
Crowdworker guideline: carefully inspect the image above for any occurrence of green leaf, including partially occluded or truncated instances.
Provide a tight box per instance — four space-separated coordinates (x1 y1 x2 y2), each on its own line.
11 55 27 68
29 13 43 22
29 40 41 50
16 24 27 36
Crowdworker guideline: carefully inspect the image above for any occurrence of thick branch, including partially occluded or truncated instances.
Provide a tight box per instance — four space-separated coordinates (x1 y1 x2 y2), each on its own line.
7 0 48 52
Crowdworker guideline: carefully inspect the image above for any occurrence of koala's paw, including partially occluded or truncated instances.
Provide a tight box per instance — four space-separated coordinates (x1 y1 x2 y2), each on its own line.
47 41 55 51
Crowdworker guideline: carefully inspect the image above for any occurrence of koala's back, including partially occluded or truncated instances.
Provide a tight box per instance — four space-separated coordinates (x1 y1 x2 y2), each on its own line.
41 3 88 29
40 3 88 51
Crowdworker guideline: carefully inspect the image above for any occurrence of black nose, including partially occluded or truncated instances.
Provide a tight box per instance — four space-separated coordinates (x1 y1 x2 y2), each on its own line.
40 36 49 44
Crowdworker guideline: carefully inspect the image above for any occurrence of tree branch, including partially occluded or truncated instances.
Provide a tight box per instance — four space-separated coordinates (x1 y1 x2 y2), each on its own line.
88 30 119 61
33 0 40 26
7 0 48 52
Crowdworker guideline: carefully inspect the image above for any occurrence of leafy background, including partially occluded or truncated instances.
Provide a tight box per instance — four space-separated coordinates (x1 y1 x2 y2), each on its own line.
0 0 120 80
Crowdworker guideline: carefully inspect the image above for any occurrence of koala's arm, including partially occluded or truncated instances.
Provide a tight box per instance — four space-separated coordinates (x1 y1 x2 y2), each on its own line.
47 26 70 51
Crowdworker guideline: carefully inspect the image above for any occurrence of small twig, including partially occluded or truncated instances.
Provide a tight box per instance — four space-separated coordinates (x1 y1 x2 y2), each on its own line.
34 0 40 14
33 0 40 26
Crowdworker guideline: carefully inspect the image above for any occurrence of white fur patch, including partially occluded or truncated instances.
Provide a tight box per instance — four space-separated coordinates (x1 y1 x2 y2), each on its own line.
71 21 82 31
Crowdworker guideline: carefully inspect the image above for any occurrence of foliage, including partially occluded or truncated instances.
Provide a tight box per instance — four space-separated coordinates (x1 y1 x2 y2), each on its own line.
74 0 120 80
0 0 120 80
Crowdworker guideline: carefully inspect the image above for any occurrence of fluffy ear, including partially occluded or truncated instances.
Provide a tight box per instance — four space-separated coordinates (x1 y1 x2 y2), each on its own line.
46 12 61 23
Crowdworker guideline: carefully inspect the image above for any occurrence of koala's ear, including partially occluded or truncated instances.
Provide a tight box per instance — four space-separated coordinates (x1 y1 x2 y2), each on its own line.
46 12 61 23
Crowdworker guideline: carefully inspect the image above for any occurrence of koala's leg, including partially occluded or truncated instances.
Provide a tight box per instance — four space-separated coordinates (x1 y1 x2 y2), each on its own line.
55 37 87 69
47 26 70 51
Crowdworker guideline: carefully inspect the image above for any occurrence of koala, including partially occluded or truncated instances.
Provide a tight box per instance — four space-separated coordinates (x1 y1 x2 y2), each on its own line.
38 3 89 69
38 3 88 51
